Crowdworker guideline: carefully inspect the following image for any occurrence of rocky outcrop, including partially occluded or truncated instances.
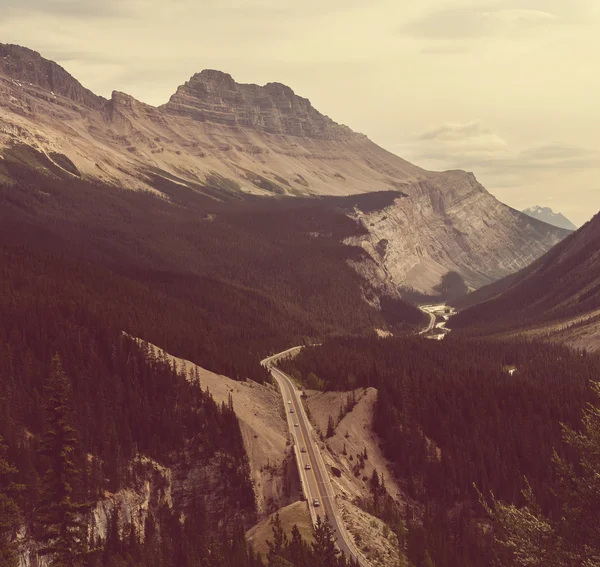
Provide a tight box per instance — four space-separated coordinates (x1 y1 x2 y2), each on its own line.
0 43 106 110
346 172 570 293
162 69 361 140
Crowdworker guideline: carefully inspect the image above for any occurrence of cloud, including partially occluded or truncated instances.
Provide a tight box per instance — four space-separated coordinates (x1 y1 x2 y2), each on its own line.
420 44 471 54
400 0 592 40
1 0 369 22
400 121 510 167
508 143 600 170
483 9 557 23
391 121 600 224
396 121 600 174
1 0 129 18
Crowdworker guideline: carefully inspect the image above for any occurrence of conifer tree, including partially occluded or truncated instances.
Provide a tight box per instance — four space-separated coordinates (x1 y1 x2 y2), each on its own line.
267 512 288 566
484 381 600 567
312 515 340 567
326 416 335 439
288 524 307 567
37 354 89 566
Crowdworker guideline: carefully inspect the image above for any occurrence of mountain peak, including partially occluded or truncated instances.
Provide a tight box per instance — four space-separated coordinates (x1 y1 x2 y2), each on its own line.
162 69 361 140
191 68 236 85
0 43 105 110
522 206 577 231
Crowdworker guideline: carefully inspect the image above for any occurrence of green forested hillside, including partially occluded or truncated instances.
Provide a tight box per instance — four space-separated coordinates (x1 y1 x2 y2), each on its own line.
0 145 423 383
0 239 371 566
279 336 600 567
0 242 257 565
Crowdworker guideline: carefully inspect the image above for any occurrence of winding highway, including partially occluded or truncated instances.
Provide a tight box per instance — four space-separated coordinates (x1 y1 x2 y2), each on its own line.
260 308 454 563
262 350 368 567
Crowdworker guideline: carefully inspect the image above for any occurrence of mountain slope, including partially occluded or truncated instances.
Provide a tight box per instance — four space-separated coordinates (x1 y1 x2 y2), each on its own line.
522 205 577 230
0 43 568 294
451 212 600 348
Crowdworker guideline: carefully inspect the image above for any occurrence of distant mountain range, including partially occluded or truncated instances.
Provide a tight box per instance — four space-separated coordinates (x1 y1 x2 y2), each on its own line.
522 205 577 231
0 42 569 296
451 211 600 350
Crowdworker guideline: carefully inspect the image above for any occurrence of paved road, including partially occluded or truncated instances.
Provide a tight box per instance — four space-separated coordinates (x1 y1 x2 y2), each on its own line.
262 351 368 567
419 309 437 334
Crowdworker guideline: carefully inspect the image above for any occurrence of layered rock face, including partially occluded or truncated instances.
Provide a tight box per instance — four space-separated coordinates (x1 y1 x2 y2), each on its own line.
0 43 569 293
162 69 360 140
0 43 105 110
346 172 570 294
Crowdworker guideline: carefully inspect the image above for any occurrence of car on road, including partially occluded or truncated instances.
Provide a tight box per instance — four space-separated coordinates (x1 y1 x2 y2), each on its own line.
305 463 311 470
288 400 292 404
294 422 299 427
312 498 320 507
301 447 306 453
290 408 295 413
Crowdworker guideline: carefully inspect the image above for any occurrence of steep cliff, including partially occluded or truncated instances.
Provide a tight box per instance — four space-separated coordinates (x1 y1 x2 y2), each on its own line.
346 173 569 293
162 69 360 140
0 43 105 110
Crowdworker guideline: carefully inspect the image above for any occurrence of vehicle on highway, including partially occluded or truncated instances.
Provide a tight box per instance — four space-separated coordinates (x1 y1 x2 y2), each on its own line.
312 498 320 507
294 422 299 427
290 408 295 413
301 447 306 453
305 463 311 470
288 400 292 404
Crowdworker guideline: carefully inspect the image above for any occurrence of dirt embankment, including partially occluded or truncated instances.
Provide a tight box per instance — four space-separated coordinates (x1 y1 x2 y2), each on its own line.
306 387 407 566
138 340 291 518
307 388 401 500
246 501 313 558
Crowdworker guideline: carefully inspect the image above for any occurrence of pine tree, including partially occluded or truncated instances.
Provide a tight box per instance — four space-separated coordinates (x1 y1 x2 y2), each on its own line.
267 512 288 566
370 469 380 493
288 524 308 567
312 515 340 567
0 434 22 567
37 354 89 566
483 381 600 567
326 416 335 439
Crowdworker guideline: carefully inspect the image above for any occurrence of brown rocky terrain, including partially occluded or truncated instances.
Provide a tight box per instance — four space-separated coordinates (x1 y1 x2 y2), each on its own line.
0 43 568 293
305 388 407 566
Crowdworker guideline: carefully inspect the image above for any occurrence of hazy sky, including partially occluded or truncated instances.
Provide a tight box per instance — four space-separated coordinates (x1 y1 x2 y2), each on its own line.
1 0 598 225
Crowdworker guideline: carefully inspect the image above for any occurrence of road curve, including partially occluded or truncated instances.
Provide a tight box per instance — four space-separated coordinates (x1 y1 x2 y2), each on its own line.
419 309 436 334
262 350 369 567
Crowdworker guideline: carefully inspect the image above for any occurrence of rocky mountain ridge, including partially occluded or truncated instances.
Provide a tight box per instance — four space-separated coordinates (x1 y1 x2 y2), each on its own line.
0 43 568 293
162 69 362 140
0 43 105 110
348 175 569 294
522 205 577 231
